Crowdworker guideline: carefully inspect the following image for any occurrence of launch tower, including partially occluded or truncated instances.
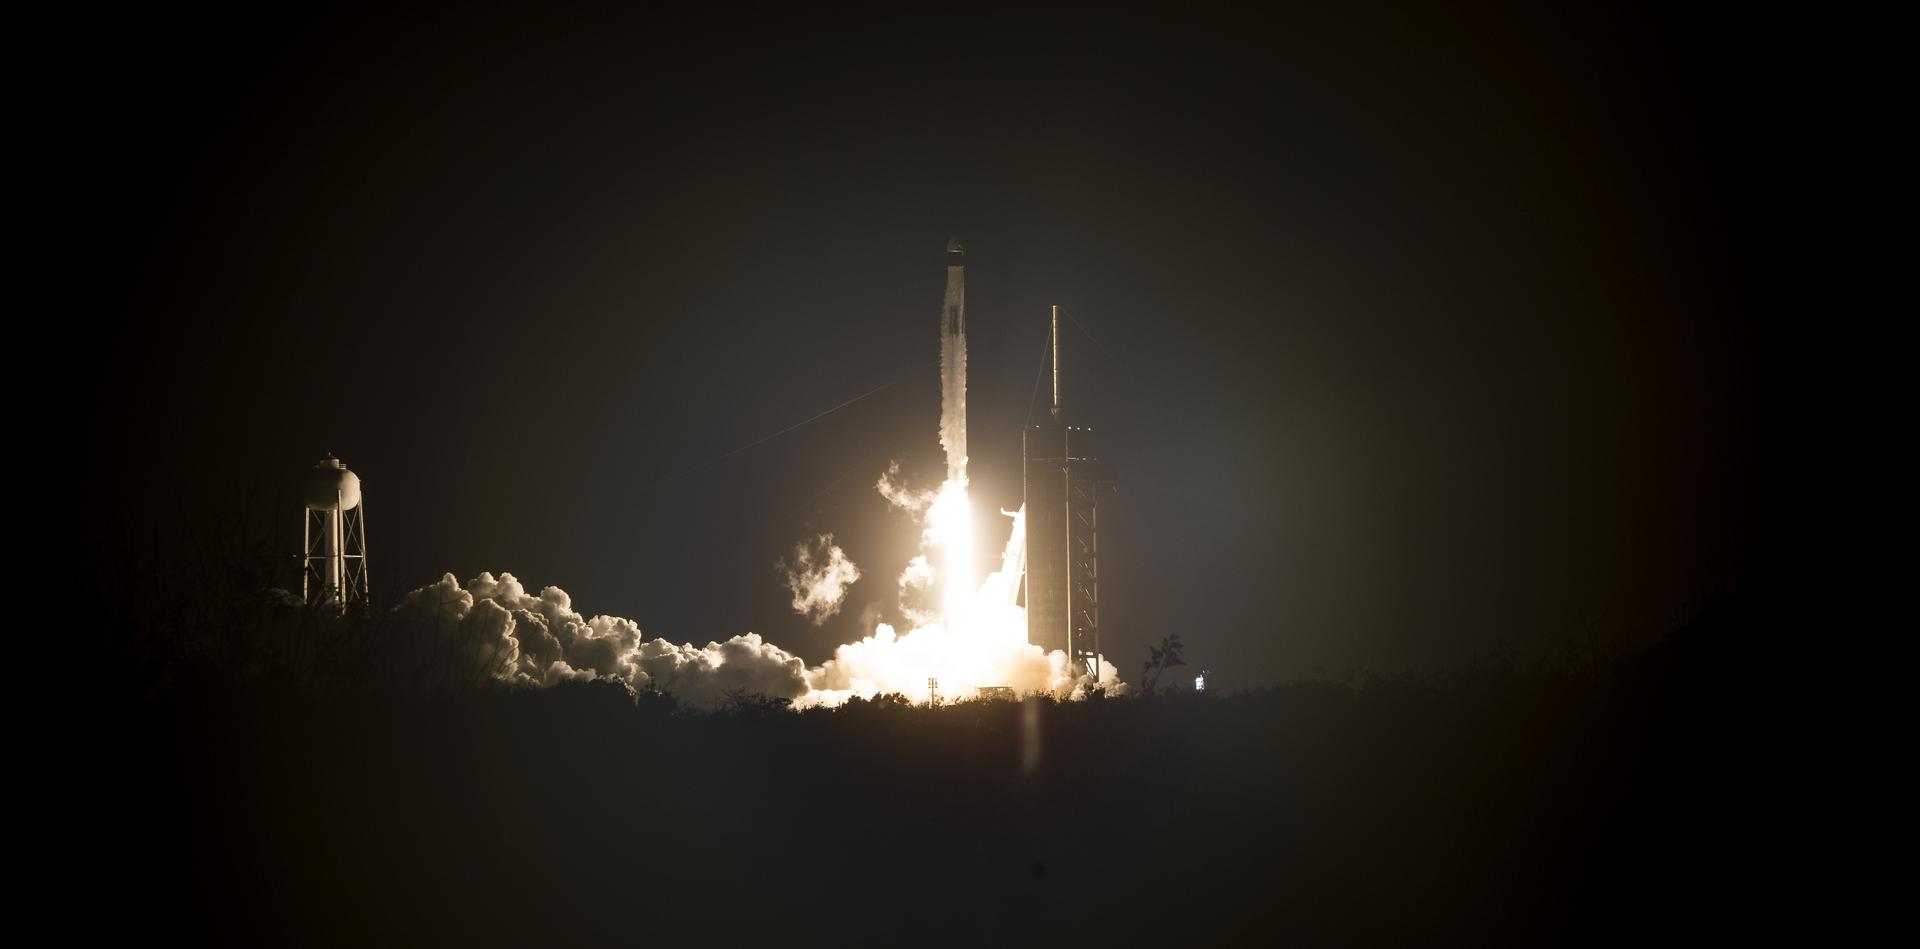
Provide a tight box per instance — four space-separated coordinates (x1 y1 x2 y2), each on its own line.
1023 307 1114 679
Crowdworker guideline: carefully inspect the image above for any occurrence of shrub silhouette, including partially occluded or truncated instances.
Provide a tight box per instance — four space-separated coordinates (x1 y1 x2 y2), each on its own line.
1138 632 1187 693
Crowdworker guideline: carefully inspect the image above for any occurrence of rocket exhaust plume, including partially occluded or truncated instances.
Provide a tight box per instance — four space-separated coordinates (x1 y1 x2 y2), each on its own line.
940 237 967 485
934 238 974 619
377 239 1123 706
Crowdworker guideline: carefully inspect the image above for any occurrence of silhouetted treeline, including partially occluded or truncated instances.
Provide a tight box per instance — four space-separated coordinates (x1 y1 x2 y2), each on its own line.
83 587 1758 947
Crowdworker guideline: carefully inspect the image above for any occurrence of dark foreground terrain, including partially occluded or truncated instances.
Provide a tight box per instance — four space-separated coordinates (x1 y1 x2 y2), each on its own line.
78 604 1754 948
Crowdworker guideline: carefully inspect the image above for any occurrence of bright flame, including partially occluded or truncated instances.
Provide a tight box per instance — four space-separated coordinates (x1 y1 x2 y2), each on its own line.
927 478 974 622
798 467 1123 707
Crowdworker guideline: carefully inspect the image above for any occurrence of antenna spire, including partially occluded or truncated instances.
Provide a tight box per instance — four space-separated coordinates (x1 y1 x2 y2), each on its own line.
1050 305 1061 419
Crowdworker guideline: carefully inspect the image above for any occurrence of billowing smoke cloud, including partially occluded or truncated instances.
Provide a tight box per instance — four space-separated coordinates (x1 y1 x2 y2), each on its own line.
391 572 811 706
386 565 1123 707
779 533 861 624
894 554 936 628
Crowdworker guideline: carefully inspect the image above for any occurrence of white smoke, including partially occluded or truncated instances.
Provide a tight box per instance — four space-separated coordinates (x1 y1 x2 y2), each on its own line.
390 571 812 706
898 554 934 590
940 256 967 485
386 567 1122 707
875 460 932 513
791 370 1130 703
894 554 936 628
939 326 967 483
798 503 1127 706
779 533 861 624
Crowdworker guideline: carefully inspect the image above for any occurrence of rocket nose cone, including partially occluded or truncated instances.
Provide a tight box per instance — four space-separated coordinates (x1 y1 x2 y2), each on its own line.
946 237 964 255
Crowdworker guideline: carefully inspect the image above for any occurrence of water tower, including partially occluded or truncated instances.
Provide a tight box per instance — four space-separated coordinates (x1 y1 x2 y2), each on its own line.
302 454 370 613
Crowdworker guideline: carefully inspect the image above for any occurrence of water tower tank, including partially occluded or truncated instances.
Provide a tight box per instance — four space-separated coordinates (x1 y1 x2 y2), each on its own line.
304 455 362 512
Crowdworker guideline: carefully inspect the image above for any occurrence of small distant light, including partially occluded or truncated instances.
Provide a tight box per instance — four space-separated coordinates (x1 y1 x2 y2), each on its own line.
1194 675 1206 691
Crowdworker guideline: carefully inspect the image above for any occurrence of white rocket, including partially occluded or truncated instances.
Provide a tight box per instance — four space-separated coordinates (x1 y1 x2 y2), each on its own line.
939 238 968 484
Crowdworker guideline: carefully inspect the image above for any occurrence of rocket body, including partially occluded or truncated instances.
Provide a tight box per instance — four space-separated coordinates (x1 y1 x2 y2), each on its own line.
940 239 967 484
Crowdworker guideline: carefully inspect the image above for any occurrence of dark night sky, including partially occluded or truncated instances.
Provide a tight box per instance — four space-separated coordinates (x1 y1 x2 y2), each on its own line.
75 3 1781 682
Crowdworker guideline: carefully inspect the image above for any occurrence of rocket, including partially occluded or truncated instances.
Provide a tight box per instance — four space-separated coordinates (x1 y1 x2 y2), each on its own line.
943 238 966 337
939 238 968 483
